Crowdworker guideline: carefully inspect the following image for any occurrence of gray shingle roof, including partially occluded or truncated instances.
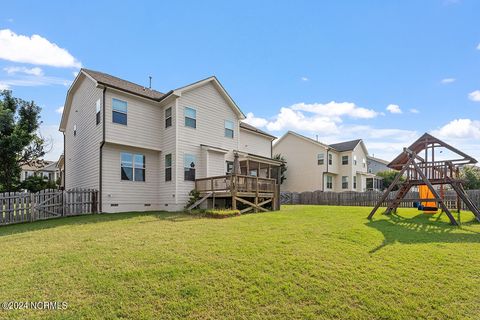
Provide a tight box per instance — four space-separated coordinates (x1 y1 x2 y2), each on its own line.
329 139 362 152
240 122 276 139
82 68 168 101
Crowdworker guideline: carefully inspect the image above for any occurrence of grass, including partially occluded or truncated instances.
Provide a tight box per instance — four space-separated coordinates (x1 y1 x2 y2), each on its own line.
0 205 479 319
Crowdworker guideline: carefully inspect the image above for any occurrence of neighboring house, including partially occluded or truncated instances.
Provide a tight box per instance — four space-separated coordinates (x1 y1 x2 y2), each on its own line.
367 155 390 174
59 69 281 212
57 154 65 189
273 131 378 192
20 160 59 183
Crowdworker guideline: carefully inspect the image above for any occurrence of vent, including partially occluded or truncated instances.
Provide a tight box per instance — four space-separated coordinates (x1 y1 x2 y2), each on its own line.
111 204 119 207
144 204 151 207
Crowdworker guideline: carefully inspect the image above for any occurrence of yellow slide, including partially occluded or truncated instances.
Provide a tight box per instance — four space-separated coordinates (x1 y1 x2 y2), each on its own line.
419 185 438 213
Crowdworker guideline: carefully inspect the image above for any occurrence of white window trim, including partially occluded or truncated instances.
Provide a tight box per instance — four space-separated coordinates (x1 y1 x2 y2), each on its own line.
120 152 145 182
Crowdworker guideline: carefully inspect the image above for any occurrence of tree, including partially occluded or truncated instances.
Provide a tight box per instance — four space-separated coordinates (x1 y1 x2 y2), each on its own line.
20 175 57 193
376 170 405 191
460 165 480 190
273 154 287 184
0 90 45 192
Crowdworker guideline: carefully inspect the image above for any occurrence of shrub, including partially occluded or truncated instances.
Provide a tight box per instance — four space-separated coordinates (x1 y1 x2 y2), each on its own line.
185 189 201 209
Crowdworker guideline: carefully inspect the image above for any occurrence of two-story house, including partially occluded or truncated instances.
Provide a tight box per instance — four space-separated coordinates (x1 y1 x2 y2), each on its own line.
59 69 281 212
20 160 59 184
273 131 376 192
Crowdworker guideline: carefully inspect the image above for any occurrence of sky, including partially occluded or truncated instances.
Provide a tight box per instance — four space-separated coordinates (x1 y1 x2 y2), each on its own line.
0 0 479 162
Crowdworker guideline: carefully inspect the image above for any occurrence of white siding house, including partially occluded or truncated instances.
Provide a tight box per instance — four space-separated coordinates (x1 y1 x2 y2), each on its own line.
273 131 376 192
60 69 280 212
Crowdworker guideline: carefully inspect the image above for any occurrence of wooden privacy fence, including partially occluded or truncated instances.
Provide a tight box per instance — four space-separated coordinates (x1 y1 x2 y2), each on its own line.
281 189 480 210
0 188 98 226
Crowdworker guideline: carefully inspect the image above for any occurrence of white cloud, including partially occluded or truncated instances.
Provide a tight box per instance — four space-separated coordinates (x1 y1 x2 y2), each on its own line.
301 76 309 81
291 101 379 119
0 82 9 90
0 29 81 68
38 124 63 161
468 90 480 102
432 118 480 140
56 106 64 114
441 78 455 84
386 104 402 114
410 108 420 114
72 71 79 77
244 112 268 128
4 66 43 76
0 75 71 87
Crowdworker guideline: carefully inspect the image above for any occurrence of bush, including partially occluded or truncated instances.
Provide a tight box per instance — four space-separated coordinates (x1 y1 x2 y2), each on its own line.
189 209 241 219
185 189 201 209
20 175 57 193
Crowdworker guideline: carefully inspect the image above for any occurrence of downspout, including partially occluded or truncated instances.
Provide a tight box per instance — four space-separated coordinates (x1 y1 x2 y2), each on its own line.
99 87 106 212
63 132 66 189
323 147 330 192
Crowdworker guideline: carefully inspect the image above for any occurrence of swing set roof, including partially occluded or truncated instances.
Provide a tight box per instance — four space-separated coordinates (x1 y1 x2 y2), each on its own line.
388 133 477 170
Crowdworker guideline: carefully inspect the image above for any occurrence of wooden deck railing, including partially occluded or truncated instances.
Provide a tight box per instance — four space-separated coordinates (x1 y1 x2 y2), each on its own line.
195 174 276 194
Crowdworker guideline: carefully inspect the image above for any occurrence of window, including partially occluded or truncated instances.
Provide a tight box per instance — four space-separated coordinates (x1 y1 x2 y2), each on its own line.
184 154 196 181
363 158 366 168
121 152 145 181
185 107 196 128
328 153 333 165
326 175 333 189
165 107 172 128
342 176 348 189
73 124 77 136
112 98 127 125
165 154 172 181
96 99 101 125
353 155 357 165
225 120 234 138
368 168 372 173
342 155 348 165
317 153 324 165
226 161 234 174
353 176 357 189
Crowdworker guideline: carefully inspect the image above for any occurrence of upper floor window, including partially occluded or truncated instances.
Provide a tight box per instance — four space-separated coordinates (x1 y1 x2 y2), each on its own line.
342 155 348 165
184 154 196 181
317 153 324 165
353 176 357 189
326 175 333 189
73 124 77 137
185 107 196 128
112 98 127 125
165 107 172 128
328 153 333 165
121 152 145 181
96 99 101 125
353 155 357 165
225 120 234 138
362 158 366 168
342 176 348 189
165 154 172 181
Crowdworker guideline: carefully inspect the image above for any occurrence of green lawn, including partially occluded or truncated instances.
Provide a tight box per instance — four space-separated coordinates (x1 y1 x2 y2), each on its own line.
0 206 479 319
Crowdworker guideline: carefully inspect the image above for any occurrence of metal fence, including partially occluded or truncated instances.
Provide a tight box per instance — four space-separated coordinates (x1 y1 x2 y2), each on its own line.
280 189 480 210
0 188 98 226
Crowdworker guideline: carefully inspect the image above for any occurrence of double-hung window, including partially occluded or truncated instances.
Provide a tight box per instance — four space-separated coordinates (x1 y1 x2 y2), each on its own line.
225 120 234 138
342 155 348 165
363 158 366 168
121 152 145 181
165 154 172 182
353 176 357 189
353 155 357 165
184 154 196 181
328 154 333 165
185 107 196 128
112 98 127 125
96 99 101 125
226 161 234 174
342 176 348 189
165 107 172 128
326 175 333 189
317 153 324 165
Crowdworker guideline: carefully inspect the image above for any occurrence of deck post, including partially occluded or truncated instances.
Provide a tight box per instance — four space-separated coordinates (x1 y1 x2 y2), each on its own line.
231 175 237 210
255 176 259 213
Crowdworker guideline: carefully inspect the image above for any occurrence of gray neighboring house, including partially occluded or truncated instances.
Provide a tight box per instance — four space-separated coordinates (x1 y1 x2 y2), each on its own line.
20 160 59 183
366 156 391 174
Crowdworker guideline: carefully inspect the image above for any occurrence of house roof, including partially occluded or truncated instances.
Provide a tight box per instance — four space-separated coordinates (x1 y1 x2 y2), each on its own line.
388 132 477 170
21 160 57 171
367 155 390 165
82 68 168 101
328 139 362 152
274 131 331 150
239 122 276 139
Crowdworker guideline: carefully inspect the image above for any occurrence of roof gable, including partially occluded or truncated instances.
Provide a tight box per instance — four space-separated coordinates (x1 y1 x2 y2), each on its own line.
274 131 331 150
239 122 276 140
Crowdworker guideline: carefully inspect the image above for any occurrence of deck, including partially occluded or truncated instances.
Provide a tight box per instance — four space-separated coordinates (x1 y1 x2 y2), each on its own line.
194 174 280 212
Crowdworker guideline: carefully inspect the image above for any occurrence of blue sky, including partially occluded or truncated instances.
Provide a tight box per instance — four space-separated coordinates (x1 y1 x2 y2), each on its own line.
0 0 479 161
